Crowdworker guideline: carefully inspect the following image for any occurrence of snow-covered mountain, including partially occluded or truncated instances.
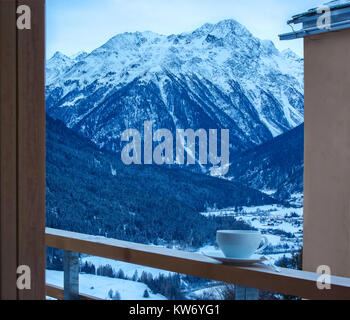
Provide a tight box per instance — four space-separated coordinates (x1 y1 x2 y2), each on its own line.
46 19 304 157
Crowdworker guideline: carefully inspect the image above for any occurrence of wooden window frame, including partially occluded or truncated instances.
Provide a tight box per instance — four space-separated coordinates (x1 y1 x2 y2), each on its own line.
0 0 46 300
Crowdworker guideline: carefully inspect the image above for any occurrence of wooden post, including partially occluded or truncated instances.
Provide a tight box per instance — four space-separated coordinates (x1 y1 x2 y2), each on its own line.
0 0 18 300
63 251 80 300
0 0 46 300
17 0 46 300
304 29 350 278
235 285 259 300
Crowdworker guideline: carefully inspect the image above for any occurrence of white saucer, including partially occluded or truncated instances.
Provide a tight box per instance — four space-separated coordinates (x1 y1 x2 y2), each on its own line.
202 251 267 266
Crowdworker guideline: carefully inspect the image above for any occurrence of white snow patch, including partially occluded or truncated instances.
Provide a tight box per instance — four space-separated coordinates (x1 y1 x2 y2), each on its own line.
46 270 166 300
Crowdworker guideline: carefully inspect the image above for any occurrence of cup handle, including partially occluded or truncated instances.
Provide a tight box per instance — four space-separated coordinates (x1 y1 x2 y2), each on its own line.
256 236 269 253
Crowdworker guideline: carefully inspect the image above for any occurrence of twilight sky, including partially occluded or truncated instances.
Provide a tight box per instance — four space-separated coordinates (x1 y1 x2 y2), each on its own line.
46 0 323 59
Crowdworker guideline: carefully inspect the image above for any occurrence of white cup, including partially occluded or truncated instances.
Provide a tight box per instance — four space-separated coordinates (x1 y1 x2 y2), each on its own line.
216 230 269 259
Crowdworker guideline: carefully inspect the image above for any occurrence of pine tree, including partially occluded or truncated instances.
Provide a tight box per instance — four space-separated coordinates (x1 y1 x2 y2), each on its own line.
116 269 125 279
113 290 121 300
132 270 138 282
143 289 150 298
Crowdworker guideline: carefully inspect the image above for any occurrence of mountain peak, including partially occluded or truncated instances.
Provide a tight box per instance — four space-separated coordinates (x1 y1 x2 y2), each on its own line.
261 40 279 56
70 51 88 60
282 48 301 61
192 19 251 38
214 19 243 29
50 51 70 61
212 19 251 37
101 30 161 51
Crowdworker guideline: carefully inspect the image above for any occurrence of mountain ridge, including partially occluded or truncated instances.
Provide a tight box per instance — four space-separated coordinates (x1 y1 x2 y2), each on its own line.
228 123 304 201
46 18 304 167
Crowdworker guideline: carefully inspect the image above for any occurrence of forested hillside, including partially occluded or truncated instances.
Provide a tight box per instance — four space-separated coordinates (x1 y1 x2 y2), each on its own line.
46 116 278 247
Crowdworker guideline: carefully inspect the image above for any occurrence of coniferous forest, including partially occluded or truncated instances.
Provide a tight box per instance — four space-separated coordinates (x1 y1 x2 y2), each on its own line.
46 116 278 248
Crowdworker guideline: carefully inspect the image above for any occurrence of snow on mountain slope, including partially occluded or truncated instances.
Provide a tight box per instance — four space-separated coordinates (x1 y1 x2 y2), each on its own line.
228 123 304 200
46 19 304 156
46 51 88 84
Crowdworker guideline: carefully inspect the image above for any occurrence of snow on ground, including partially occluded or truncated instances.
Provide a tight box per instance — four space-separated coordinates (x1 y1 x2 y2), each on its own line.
201 204 303 231
189 285 226 300
46 270 166 300
241 204 302 217
249 219 301 234
289 193 304 207
264 234 281 246
267 253 293 264
81 256 173 279
260 189 277 196
201 203 302 218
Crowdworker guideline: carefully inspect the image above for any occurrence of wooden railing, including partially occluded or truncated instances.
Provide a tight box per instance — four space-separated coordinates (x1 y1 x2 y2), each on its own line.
45 228 350 300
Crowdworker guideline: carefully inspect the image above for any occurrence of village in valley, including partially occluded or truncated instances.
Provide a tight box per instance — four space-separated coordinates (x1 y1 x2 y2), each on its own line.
200 201 303 264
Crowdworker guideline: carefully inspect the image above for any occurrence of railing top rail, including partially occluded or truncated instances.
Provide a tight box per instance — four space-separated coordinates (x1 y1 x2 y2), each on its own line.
45 228 350 300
